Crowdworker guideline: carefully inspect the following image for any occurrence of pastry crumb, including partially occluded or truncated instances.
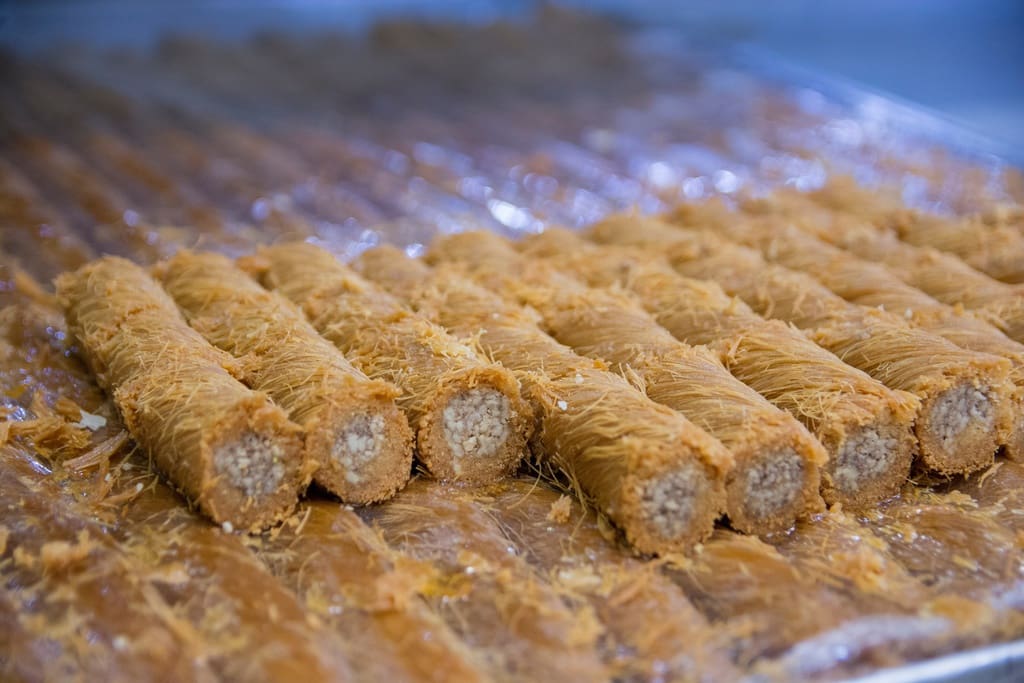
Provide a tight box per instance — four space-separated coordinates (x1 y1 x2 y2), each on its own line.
76 409 108 431
547 494 572 523
39 530 95 570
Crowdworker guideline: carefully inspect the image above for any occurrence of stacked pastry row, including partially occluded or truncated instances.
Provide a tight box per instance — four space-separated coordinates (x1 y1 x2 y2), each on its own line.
2 21 1022 290
55 250 535 531
360 210 1024 544
5 259 1024 683
51 192 1024 554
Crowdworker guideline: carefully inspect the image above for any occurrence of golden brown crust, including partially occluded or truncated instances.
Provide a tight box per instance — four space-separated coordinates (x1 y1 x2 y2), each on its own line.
354 245 731 554
522 228 918 508
589 214 1013 477
427 230 826 534
245 243 532 485
691 211 1024 462
158 249 413 504
362 479 610 681
55 256 308 530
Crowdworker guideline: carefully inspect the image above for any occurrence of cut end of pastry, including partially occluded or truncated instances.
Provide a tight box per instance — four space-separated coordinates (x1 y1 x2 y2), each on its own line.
215 430 288 499
823 418 914 508
443 386 511 462
420 380 529 485
205 410 306 532
834 425 902 495
317 404 414 505
333 413 387 484
637 460 716 550
918 381 998 475
735 446 807 532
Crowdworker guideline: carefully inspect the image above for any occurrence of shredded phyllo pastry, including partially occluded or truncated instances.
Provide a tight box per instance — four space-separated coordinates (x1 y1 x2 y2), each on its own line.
56 256 311 531
245 243 533 485
3 12 1024 681
158 250 414 503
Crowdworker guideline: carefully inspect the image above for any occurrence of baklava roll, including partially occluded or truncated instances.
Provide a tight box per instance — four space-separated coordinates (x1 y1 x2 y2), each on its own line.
56 256 309 531
589 215 1013 477
802 179 1024 284
884 212 1024 285
259 499 490 683
421 232 826 534
0 447 219 683
522 228 919 507
158 250 414 504
695 215 1024 462
485 479 741 682
352 246 731 554
242 243 531 486
740 189 1024 348
363 479 609 682
831 226 1024 347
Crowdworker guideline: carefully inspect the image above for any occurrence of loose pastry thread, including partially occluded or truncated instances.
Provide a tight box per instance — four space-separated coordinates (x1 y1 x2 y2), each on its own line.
242 242 532 486
352 244 731 554
55 256 308 531
519 228 919 508
157 250 414 504
423 230 826 534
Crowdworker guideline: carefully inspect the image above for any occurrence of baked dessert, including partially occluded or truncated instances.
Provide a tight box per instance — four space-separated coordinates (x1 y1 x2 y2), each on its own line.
55 257 311 531
1 12 1022 682
244 243 533 485
157 250 414 502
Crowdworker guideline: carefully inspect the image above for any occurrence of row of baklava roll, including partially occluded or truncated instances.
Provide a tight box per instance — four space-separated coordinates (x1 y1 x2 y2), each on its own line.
57 199 1022 554
343 211 1021 550
56 250 535 532
344 227 1007 540
5 57 1022 295
8 255 1024 683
